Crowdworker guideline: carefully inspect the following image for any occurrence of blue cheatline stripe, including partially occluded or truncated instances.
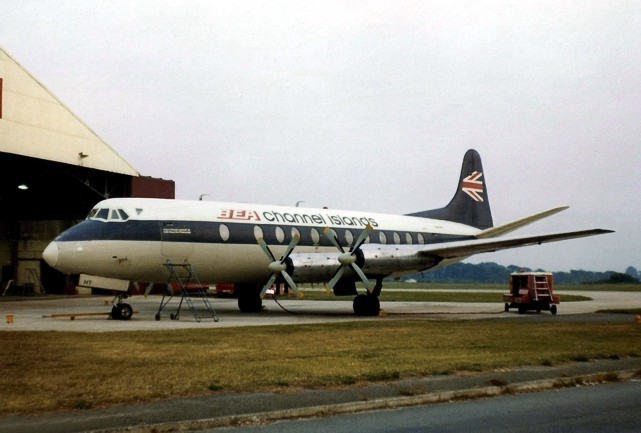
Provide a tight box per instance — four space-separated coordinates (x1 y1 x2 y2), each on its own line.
56 219 474 247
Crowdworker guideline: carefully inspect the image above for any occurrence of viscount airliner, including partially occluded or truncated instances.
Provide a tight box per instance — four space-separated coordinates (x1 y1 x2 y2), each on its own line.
42 150 612 319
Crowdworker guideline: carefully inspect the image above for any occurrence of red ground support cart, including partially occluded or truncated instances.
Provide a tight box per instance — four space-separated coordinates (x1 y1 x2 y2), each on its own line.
503 271 560 315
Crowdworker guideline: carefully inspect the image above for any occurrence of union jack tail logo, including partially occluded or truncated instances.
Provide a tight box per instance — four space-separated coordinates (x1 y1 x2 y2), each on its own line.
461 171 484 202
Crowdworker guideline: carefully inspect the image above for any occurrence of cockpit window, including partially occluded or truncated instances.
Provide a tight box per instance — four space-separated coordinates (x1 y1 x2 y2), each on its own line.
87 208 99 219
87 208 129 222
96 209 109 220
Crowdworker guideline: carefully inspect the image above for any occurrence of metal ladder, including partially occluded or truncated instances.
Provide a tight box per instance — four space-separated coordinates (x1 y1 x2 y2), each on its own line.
533 275 551 301
154 261 218 322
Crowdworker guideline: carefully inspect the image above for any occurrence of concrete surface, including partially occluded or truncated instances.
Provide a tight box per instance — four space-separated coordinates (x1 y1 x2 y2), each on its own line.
2 289 641 332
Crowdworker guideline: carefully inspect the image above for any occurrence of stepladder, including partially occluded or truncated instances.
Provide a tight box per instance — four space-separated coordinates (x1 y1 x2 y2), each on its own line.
154 261 218 322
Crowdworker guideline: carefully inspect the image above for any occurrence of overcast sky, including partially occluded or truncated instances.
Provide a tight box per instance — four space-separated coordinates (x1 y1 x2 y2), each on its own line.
1 1 639 272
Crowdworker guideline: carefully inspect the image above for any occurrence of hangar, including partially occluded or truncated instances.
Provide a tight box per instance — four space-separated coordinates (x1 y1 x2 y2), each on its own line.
0 47 174 294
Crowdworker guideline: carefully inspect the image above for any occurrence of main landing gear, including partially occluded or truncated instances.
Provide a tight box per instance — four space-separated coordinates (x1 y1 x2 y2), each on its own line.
353 294 380 316
235 279 384 317
353 278 383 317
237 284 263 313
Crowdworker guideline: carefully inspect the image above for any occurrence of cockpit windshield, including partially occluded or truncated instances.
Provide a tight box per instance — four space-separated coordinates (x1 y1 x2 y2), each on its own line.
87 207 130 222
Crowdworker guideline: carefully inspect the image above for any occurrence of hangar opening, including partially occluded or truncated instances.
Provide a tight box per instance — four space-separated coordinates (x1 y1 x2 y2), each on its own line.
0 47 174 294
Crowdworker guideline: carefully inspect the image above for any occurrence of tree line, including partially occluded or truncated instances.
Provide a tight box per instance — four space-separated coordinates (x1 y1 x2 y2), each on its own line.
407 263 641 284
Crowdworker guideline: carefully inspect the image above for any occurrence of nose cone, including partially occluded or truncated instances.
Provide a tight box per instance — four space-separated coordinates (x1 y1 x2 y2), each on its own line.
42 242 59 268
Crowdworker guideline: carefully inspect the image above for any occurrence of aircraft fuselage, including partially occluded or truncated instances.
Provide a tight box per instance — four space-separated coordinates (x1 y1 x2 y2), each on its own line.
43 198 479 284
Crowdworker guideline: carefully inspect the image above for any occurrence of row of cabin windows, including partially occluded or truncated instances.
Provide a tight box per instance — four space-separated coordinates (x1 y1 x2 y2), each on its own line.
218 224 429 246
86 213 434 246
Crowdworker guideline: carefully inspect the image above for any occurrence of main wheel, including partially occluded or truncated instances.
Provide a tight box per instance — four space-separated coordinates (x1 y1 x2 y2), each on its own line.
235 284 263 313
550 304 558 315
238 290 262 312
353 294 380 316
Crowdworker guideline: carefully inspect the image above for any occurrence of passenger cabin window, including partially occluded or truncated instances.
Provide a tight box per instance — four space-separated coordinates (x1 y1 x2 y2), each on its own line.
417 233 425 245
393 232 401 245
219 224 230 241
253 225 264 241
291 227 300 239
275 226 285 243
379 232 387 244
310 228 320 245
344 230 354 246
405 233 413 245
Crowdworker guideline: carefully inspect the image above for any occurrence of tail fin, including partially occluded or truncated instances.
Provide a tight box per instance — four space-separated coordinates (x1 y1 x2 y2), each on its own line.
408 149 493 229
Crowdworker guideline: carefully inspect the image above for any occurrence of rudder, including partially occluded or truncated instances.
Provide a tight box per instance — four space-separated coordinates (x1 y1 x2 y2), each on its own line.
408 149 493 229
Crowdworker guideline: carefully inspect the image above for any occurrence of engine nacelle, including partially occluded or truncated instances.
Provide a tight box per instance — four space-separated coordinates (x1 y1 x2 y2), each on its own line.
289 252 342 283
359 244 441 276
289 245 439 283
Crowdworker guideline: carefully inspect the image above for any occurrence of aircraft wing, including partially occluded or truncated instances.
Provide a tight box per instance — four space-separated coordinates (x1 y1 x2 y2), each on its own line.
474 206 569 239
418 229 614 260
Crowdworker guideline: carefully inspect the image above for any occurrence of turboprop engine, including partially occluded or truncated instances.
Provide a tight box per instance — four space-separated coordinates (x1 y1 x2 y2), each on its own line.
288 244 441 285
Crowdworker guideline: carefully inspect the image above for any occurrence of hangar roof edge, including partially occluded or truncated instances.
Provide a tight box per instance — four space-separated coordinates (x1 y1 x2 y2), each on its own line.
0 46 139 177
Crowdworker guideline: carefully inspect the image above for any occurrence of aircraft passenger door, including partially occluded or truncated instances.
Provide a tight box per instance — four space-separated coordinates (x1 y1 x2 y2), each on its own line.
160 221 195 262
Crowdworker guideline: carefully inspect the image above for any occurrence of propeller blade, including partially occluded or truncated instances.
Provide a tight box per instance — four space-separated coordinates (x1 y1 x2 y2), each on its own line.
280 233 300 261
352 224 373 251
259 234 302 299
323 227 345 253
280 271 302 298
328 266 346 288
257 238 276 261
260 273 278 298
350 263 371 290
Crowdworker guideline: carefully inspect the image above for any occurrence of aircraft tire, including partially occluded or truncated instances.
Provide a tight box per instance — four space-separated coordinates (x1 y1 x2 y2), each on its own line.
238 293 262 313
116 303 133 321
353 294 380 316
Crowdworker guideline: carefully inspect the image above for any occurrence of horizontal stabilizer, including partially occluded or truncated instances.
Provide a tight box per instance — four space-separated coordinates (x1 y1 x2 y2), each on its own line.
475 206 569 239
419 229 614 260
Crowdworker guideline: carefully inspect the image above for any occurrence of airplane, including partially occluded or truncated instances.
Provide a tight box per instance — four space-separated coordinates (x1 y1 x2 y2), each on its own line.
42 149 613 319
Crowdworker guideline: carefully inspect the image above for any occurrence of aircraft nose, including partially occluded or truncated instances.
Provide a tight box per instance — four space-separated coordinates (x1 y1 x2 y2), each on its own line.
42 242 59 268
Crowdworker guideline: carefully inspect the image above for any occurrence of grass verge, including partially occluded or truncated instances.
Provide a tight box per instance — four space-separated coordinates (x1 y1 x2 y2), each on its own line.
1 319 640 415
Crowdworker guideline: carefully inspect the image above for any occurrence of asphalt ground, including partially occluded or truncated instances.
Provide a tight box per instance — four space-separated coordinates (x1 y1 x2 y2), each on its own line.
1 291 641 432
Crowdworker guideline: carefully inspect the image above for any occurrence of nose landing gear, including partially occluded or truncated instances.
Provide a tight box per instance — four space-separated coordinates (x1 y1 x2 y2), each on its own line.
110 294 133 320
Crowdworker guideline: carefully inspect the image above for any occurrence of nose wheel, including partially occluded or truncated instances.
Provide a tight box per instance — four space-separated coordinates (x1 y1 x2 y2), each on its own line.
111 303 133 320
110 294 133 320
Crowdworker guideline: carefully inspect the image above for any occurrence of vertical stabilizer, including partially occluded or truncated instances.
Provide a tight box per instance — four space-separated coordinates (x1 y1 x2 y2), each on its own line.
408 149 493 229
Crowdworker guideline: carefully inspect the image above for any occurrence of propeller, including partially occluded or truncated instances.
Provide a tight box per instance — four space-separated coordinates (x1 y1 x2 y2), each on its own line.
323 224 373 290
257 233 301 298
